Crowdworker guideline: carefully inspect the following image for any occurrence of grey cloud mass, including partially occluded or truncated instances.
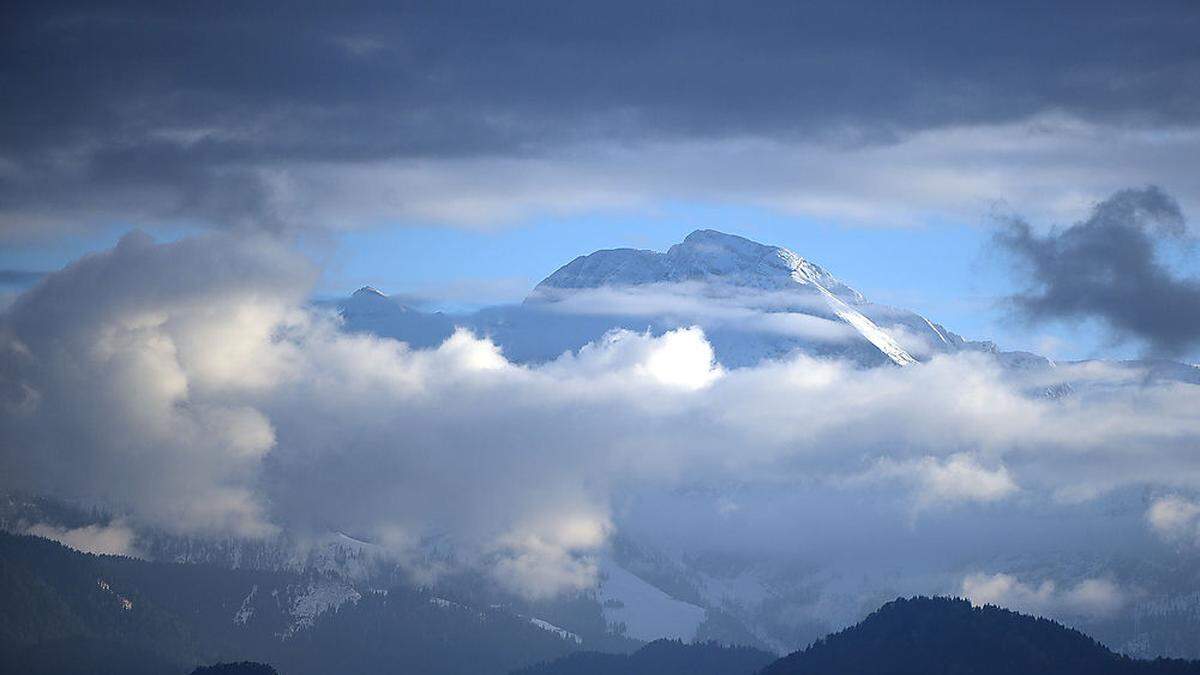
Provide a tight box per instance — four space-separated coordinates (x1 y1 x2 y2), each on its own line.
996 186 1200 356
2 1 1199 233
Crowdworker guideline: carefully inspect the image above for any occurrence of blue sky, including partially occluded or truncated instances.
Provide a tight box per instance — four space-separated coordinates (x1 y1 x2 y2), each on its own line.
2 203 1141 362
324 207 1150 361
5 2 1199 363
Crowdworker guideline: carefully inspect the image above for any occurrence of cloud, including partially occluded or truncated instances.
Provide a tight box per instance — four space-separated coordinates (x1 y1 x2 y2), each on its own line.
1146 495 1200 545
867 453 1018 506
7 232 1200 596
489 514 612 600
7 116 1200 238
962 573 1126 619
0 231 313 538
549 327 724 391
532 283 857 351
27 520 140 557
995 186 1200 356
2 2 1199 235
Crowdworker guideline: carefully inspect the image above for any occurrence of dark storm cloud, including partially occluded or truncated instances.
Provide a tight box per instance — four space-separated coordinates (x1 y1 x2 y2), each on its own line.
2 1 1198 232
996 186 1200 356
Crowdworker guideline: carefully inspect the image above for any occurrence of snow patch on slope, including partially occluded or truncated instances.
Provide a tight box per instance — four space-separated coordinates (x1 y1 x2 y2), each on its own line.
598 559 707 641
233 584 257 625
279 578 362 639
810 279 917 366
528 617 584 644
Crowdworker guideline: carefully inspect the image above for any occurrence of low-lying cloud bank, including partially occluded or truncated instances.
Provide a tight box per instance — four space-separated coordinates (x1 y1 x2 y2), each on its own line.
27 520 140 558
962 573 1126 619
3 232 1200 596
1147 495 1200 546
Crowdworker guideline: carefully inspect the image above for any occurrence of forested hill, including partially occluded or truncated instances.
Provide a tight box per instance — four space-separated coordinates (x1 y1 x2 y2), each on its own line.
762 596 1200 675
510 639 775 675
0 532 583 675
8 529 1200 675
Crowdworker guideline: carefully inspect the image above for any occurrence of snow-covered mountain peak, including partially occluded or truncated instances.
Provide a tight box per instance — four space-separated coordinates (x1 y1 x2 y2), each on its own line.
352 286 388 299
336 230 1041 368
668 230 864 302
532 229 864 304
522 229 916 366
340 285 414 321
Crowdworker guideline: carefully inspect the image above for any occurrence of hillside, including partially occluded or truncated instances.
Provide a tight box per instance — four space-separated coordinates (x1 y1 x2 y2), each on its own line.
0 532 587 675
509 639 774 675
762 597 1200 675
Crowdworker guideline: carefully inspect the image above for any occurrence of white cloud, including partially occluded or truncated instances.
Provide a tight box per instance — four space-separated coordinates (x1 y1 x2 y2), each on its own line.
555 327 723 391
235 115 1200 233
1147 495 1200 544
27 520 140 557
868 453 1018 505
9 115 1197 240
533 283 856 345
7 232 1200 597
962 573 1126 619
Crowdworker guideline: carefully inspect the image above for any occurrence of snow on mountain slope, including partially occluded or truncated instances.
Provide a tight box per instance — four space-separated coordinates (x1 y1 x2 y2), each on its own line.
597 558 708 642
527 617 584 644
532 230 918 366
279 577 362 639
337 230 940 367
533 230 865 303
810 282 918 366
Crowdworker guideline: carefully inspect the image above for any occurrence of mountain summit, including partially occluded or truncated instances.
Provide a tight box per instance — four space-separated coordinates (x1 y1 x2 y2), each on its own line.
338 229 981 367
762 597 1200 675
531 229 918 366
532 229 864 303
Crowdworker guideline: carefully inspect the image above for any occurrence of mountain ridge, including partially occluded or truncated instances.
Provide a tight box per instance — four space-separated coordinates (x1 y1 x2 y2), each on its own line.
336 229 980 367
762 596 1200 675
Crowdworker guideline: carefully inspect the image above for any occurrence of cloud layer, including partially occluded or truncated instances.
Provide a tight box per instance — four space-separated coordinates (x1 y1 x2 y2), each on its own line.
2 3 1199 235
962 573 1126 619
5 232 1200 596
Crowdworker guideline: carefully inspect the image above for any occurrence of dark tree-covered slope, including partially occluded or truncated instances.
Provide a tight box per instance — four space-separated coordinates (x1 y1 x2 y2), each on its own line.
0 532 583 675
191 663 278 675
510 639 775 675
762 596 1200 675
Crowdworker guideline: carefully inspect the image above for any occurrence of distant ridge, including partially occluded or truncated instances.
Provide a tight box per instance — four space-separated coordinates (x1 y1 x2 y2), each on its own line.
509 639 774 675
762 596 1200 675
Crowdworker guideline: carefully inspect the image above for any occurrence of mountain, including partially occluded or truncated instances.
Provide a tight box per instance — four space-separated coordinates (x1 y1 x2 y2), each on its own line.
509 639 774 675
511 598 1200 675
529 229 918 366
14 231 1200 666
529 230 866 303
191 664 278 675
0 531 591 675
762 597 1200 675
338 229 1003 368
335 286 456 349
233 231 1200 660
